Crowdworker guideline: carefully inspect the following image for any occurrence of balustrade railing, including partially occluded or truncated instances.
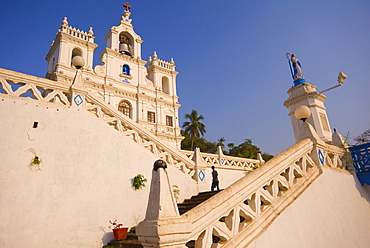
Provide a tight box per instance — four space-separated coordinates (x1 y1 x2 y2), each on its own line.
138 139 347 247
320 143 347 169
161 138 349 248
180 139 320 247
60 17 94 42
0 68 70 106
180 150 261 171
148 53 176 71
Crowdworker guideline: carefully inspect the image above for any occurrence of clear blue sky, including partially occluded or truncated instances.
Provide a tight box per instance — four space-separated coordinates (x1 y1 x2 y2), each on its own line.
1 0 369 155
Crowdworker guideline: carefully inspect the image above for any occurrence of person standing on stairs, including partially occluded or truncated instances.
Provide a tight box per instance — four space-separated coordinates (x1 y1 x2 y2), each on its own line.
211 166 220 191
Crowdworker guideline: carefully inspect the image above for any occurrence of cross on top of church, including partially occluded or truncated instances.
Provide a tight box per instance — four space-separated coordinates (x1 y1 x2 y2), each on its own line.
124 2 131 11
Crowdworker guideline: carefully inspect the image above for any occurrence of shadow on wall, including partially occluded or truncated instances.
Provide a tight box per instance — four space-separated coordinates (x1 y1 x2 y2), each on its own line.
102 232 114 246
354 175 370 204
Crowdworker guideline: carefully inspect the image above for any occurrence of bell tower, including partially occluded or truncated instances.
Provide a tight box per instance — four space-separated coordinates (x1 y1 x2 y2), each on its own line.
45 17 98 80
104 3 142 59
147 52 178 96
284 53 333 143
99 2 145 85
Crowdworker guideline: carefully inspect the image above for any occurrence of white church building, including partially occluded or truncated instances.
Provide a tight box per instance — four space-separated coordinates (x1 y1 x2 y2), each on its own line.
1 4 369 248
45 4 183 149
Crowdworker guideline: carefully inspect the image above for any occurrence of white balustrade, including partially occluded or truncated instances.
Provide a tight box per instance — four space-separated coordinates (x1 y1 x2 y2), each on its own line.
138 138 348 247
180 150 261 171
322 143 346 169
0 68 70 106
181 139 319 247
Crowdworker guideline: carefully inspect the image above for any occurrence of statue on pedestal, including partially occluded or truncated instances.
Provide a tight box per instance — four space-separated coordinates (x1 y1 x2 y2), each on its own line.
286 53 306 86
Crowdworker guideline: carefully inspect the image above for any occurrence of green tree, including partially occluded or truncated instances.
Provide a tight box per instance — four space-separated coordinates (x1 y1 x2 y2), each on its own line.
216 137 226 152
180 130 192 151
182 110 206 150
198 138 218 154
227 139 260 159
261 153 274 162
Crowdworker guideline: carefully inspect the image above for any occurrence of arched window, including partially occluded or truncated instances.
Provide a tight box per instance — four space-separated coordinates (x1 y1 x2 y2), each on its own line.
118 101 131 118
122 64 130 76
162 76 170 94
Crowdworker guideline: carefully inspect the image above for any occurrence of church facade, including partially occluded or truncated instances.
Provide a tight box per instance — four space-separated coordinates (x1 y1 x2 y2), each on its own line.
1 3 370 248
45 6 183 149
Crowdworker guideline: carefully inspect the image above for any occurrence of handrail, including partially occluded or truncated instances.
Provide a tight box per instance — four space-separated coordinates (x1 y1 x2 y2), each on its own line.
184 138 315 228
180 150 261 171
140 139 323 247
177 138 349 247
322 143 347 169
0 68 71 106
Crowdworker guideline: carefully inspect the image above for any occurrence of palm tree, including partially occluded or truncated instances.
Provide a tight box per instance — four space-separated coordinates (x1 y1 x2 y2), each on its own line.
217 137 226 149
182 110 206 150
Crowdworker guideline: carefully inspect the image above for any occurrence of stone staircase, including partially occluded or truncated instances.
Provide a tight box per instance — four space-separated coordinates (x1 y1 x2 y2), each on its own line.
178 191 222 215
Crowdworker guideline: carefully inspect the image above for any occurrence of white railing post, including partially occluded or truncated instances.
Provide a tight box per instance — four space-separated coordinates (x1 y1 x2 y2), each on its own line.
137 160 191 248
69 69 88 107
257 152 265 165
192 147 208 189
217 146 224 166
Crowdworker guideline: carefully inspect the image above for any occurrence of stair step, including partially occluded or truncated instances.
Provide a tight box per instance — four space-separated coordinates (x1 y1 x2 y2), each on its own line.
104 233 143 248
178 190 222 215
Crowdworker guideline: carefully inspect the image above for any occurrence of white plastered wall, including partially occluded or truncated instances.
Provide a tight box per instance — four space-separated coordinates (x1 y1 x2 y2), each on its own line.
247 167 370 248
0 95 197 248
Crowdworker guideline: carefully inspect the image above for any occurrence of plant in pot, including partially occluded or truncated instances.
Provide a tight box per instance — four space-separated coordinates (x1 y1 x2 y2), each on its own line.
109 220 128 240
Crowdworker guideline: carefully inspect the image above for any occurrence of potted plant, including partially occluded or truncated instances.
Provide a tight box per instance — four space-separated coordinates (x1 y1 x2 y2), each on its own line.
109 220 128 240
